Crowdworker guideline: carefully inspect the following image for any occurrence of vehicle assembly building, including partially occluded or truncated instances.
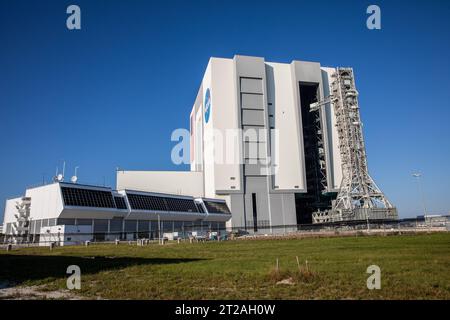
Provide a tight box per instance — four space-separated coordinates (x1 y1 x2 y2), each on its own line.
118 55 397 233
3 55 397 241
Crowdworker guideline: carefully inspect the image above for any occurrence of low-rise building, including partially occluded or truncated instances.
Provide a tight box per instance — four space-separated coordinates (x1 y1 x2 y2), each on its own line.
2 182 231 245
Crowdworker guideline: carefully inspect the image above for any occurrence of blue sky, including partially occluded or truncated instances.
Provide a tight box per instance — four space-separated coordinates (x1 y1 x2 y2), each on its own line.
0 0 449 220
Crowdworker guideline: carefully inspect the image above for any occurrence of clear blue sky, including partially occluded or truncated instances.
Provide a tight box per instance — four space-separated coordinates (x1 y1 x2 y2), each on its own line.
1 0 449 220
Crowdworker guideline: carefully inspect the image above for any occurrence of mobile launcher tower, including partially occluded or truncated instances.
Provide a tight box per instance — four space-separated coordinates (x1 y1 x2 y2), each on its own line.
312 68 397 223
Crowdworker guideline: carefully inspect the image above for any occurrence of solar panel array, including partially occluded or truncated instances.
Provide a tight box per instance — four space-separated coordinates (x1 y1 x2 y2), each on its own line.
60 185 231 215
166 198 198 212
127 194 167 211
127 193 201 213
204 201 231 214
114 196 128 210
61 187 116 208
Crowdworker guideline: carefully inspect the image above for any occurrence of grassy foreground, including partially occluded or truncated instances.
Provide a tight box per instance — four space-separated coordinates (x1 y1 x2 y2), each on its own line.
1 233 449 299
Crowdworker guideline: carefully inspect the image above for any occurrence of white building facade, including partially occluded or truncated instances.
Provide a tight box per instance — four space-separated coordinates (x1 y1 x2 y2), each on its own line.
118 55 347 233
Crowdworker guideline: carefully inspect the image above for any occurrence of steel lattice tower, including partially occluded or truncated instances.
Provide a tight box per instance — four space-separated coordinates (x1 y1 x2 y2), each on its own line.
313 68 397 223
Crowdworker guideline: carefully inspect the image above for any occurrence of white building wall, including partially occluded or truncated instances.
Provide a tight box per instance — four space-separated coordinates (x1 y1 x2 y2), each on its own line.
266 62 305 191
202 60 216 198
112 55 348 232
189 107 196 170
211 58 242 193
190 86 205 172
3 184 64 227
194 104 203 171
25 183 64 220
116 170 204 197
40 225 92 246
3 197 23 225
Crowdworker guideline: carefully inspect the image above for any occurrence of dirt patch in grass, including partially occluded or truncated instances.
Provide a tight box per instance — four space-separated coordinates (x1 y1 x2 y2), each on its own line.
268 268 318 285
0 282 87 300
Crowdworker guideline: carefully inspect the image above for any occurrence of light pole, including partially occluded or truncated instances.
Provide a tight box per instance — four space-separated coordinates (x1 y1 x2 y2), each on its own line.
412 172 428 223
158 214 161 244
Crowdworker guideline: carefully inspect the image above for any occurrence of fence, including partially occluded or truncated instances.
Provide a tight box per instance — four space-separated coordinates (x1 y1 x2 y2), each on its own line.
1 217 448 248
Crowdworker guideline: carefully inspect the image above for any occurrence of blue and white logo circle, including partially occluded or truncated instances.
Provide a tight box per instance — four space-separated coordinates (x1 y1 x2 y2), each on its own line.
204 88 211 124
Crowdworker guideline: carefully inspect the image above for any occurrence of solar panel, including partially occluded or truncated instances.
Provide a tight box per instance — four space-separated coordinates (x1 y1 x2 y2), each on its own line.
165 197 198 212
127 194 169 211
61 187 116 208
114 196 128 210
126 193 201 213
204 201 231 214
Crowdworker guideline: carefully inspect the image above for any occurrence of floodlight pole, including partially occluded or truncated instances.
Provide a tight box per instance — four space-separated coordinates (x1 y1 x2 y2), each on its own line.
158 214 161 244
366 211 370 233
412 172 428 223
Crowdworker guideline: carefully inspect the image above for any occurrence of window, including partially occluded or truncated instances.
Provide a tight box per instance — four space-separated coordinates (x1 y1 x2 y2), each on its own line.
202 222 211 231
174 221 183 231
138 220 150 232
93 219 108 233
110 218 123 232
124 220 137 233
57 218 76 226
163 221 174 232
76 219 93 226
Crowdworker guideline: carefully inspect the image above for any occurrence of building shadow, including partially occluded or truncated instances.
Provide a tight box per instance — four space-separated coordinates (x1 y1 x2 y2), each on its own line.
0 255 205 288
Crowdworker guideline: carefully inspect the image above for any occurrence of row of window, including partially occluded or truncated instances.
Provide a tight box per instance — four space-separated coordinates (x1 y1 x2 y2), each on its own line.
18 218 225 235
26 218 59 234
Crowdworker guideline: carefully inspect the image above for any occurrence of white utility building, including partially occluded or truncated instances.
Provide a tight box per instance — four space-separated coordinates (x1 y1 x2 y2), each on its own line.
2 182 230 245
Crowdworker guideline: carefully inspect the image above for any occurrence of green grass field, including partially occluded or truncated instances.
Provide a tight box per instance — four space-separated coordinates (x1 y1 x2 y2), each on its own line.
1 233 449 299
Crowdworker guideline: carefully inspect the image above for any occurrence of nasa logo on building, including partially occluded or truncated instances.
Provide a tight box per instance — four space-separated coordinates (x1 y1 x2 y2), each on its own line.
204 88 211 124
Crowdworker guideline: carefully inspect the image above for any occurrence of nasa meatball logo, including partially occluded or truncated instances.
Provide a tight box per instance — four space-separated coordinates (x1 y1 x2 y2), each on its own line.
204 88 211 124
